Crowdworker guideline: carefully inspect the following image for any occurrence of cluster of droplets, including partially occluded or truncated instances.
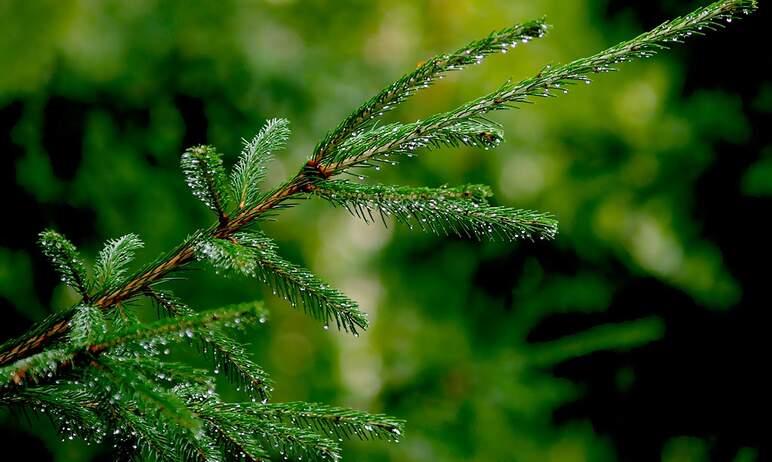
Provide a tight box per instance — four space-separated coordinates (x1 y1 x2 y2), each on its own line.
25 395 107 446
202 343 272 403
180 146 226 214
37 230 88 295
194 238 259 278
56 414 107 445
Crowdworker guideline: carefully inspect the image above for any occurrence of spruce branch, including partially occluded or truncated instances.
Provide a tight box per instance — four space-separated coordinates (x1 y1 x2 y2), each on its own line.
0 348 73 386
95 372 223 462
38 229 91 299
191 398 342 462
243 402 405 442
91 303 260 353
234 231 369 334
192 232 368 333
321 0 759 174
0 385 105 443
312 180 558 241
232 118 291 210
1 304 260 387
109 405 176 461
195 404 271 462
327 118 505 170
95 356 203 433
182 145 231 224
147 289 273 400
312 19 548 162
111 356 215 390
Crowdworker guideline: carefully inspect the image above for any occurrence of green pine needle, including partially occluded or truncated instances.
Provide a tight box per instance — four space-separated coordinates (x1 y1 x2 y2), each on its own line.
68 305 107 346
38 229 91 298
194 237 259 277
192 232 368 334
181 145 231 220
232 118 291 210
0 348 73 386
0 304 261 388
95 356 203 433
93 233 144 292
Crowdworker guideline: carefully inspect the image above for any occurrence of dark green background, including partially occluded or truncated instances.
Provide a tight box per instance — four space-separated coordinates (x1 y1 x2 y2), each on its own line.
1 1 769 461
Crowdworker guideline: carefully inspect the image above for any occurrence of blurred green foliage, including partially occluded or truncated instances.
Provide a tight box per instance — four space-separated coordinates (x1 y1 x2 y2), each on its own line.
1 0 768 461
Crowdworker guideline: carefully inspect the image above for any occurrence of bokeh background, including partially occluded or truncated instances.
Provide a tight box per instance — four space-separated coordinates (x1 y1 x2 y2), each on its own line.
1 0 770 461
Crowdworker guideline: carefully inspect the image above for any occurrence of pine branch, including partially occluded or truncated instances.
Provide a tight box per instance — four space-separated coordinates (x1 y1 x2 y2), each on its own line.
312 19 548 162
243 402 405 442
38 229 91 300
232 118 291 210
0 311 71 366
191 397 272 462
234 231 369 334
322 0 759 173
200 413 270 462
192 233 368 333
95 372 222 462
1 304 260 387
326 118 504 169
191 398 342 462
0 193 290 366
0 348 73 386
0 385 105 443
93 233 144 292
109 405 176 461
95 356 203 433
182 145 231 224
91 303 260 353
312 180 558 241
147 289 273 400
